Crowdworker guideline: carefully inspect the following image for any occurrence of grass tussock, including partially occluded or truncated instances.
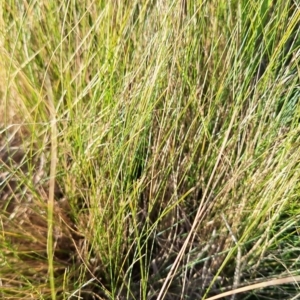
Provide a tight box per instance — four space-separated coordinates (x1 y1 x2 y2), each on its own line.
0 1 299 299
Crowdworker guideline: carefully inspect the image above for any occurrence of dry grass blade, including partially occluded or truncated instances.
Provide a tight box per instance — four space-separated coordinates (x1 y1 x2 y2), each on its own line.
44 72 58 300
205 275 300 300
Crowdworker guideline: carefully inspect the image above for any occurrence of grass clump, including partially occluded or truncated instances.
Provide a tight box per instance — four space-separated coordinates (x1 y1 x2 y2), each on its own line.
0 0 299 299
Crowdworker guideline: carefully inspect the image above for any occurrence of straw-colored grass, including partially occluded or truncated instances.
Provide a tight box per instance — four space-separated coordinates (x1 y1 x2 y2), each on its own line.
0 1 299 299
